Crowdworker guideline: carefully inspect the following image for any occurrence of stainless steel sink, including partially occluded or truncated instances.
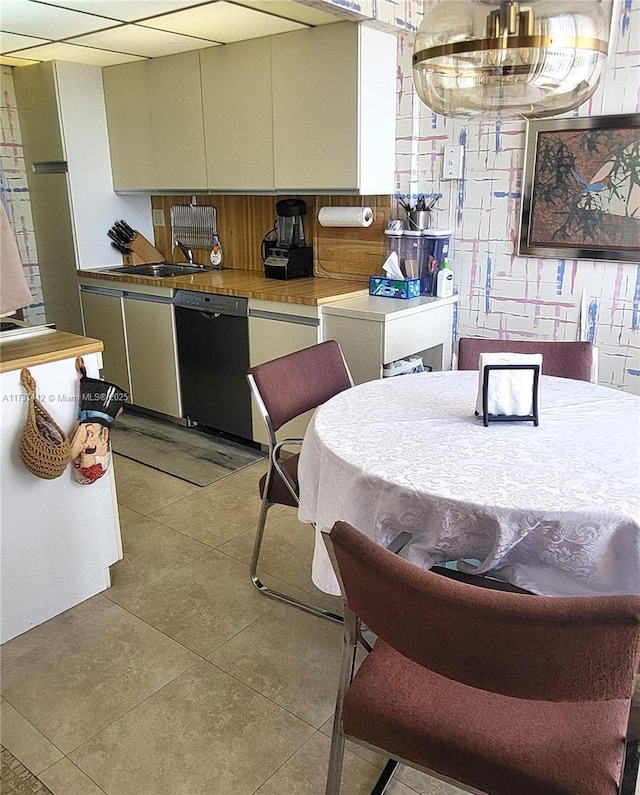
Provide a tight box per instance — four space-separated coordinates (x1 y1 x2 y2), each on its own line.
99 263 209 278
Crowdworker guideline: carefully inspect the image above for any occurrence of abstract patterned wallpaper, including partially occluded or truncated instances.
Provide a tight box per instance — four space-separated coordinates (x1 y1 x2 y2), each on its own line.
2 2 638 391
324 0 639 394
0 65 44 323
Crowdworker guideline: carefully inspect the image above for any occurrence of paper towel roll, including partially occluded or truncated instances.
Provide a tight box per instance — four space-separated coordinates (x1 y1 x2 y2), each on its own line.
318 206 374 228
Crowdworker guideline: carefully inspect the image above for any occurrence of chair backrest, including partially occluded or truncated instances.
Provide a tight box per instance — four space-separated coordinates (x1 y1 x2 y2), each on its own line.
247 340 353 434
458 338 594 381
327 521 640 703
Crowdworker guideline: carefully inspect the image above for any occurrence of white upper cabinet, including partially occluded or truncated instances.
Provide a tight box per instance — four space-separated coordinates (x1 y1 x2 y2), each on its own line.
103 22 397 194
271 22 396 194
103 61 156 191
147 51 207 191
103 51 206 191
201 37 275 191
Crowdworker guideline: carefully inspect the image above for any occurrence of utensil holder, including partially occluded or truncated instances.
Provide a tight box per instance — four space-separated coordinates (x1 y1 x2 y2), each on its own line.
406 210 431 230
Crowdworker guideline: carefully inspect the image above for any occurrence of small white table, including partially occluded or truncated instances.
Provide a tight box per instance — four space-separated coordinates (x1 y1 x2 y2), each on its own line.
298 371 640 597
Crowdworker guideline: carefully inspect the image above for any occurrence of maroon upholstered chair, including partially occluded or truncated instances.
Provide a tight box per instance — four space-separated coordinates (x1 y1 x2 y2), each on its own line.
323 521 640 795
246 341 353 622
457 337 595 381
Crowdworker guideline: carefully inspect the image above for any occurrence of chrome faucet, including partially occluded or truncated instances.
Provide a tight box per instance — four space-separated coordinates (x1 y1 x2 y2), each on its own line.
176 240 193 264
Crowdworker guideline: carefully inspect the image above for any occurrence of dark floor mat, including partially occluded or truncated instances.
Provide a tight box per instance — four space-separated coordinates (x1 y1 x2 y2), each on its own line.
110 411 265 486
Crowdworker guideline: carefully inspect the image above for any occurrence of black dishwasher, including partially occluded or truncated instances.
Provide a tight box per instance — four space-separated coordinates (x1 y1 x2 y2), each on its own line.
173 290 252 441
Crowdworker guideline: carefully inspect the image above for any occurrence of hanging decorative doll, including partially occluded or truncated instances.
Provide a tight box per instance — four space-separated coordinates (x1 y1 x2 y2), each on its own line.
69 358 128 485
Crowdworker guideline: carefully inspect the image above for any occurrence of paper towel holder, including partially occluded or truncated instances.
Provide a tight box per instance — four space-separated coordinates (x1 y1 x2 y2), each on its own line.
317 206 374 228
476 364 540 427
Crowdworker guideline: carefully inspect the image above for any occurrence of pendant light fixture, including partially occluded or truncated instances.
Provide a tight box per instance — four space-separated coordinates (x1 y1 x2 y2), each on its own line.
412 0 610 119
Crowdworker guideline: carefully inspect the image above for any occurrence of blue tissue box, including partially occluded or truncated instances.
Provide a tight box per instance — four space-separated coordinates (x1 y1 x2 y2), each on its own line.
369 277 421 300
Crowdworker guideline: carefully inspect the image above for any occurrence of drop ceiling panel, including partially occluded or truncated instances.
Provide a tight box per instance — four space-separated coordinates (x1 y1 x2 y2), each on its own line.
141 2 307 43
71 25 217 58
0 31 47 53
31 0 209 23
233 0 342 27
0 0 117 39
0 0 349 66
9 42 144 66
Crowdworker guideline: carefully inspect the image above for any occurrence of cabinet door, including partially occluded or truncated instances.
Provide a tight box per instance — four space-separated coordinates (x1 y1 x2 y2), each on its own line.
201 39 275 191
271 23 359 191
148 51 207 191
81 289 131 397
122 296 182 417
103 61 157 191
249 315 319 445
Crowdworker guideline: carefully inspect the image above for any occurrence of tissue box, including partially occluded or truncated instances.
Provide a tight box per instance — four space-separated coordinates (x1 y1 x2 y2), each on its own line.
369 277 421 299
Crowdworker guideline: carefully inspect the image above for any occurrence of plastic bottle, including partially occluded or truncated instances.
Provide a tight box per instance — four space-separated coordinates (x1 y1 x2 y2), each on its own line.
435 259 454 297
420 228 451 295
209 234 223 269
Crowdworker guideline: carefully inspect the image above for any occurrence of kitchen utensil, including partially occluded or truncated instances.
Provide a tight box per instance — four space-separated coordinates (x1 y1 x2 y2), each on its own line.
107 229 131 254
170 205 217 250
108 221 164 263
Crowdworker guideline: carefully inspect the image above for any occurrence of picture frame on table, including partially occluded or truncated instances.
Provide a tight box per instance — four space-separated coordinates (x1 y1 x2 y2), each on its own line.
518 113 640 263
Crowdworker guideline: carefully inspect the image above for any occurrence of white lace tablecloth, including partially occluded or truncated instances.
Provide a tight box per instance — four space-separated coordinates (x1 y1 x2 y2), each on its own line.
298 371 640 597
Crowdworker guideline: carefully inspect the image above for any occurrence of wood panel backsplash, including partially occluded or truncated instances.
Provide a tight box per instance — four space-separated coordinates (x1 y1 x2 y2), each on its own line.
151 194 392 282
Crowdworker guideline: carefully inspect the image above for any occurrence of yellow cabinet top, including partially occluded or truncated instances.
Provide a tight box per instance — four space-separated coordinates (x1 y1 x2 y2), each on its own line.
78 267 369 307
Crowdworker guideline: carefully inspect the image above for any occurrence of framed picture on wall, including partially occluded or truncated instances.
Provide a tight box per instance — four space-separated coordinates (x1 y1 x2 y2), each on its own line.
518 113 640 262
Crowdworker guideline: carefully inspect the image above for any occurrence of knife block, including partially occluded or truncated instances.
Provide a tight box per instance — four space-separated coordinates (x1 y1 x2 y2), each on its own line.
122 252 147 265
130 233 164 263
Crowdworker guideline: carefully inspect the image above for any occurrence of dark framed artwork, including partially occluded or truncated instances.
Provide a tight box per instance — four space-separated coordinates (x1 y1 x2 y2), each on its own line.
518 114 640 262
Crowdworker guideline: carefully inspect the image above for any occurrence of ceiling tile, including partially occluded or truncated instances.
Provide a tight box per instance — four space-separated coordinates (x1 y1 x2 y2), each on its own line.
232 0 342 27
70 24 218 58
32 0 211 24
9 41 145 66
0 54 40 66
0 0 117 39
0 31 47 53
141 1 307 44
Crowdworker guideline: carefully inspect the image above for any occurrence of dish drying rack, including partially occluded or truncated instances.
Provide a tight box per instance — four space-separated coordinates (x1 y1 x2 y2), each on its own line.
170 204 218 249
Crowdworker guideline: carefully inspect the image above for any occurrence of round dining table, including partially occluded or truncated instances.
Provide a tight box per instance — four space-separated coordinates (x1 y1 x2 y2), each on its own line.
297 370 640 597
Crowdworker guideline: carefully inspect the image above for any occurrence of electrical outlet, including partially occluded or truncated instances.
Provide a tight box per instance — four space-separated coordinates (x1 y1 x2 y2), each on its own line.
152 209 165 227
442 145 464 180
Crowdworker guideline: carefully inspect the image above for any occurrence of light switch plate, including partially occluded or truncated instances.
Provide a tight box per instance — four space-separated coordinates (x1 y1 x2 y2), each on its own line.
152 209 165 227
442 145 464 180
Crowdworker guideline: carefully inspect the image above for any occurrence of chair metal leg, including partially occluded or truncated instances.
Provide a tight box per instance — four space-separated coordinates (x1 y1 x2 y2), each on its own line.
370 760 399 795
249 490 342 624
325 733 346 795
620 737 639 795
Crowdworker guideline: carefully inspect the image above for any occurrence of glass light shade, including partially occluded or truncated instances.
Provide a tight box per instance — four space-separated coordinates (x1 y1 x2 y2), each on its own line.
412 0 610 118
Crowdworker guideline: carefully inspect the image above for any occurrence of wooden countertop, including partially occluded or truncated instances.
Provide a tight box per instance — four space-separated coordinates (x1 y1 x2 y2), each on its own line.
0 329 103 373
78 267 369 306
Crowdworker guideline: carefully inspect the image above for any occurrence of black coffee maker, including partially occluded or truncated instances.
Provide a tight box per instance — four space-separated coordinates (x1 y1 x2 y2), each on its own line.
262 199 314 280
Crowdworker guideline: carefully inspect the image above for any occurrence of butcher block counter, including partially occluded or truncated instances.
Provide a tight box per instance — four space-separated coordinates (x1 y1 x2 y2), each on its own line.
78 266 368 306
0 328 103 374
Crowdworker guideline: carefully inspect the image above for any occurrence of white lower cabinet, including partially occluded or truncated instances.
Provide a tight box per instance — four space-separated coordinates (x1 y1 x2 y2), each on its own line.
122 294 182 418
80 279 182 418
248 300 321 446
322 295 458 385
80 285 131 397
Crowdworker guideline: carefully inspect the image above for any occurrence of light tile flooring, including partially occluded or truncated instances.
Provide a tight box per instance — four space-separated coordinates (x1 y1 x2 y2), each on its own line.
1 455 463 795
